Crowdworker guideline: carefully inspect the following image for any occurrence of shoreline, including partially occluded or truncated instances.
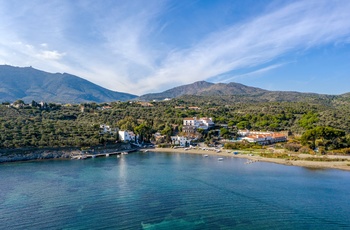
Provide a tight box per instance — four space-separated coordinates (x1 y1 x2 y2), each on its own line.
150 147 350 171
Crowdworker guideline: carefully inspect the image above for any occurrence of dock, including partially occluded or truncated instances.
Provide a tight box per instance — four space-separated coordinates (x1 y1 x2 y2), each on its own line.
71 148 139 160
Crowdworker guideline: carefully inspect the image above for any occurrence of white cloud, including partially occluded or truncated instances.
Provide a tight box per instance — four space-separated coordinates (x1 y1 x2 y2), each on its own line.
36 50 66 60
1 0 350 95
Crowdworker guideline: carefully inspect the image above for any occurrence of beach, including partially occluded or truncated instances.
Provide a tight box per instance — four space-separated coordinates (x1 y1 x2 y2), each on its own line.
150 147 350 171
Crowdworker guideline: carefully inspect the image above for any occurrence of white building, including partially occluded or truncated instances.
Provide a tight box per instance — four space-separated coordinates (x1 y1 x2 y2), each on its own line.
241 132 287 145
100 124 111 133
171 136 191 146
118 130 137 142
183 117 214 130
100 124 117 134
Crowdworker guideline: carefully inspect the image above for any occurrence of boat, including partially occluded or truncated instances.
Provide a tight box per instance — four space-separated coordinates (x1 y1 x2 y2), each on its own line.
218 157 224 161
91 155 96 158
245 160 255 164
122 152 128 155
143 150 149 153
106 153 110 157
203 154 209 157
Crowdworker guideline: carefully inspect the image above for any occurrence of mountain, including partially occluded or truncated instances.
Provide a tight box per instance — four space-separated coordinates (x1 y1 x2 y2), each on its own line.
138 81 267 101
0 65 137 103
138 80 340 102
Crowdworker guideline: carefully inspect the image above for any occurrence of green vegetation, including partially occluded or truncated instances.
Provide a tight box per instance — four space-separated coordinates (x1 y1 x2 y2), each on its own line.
1 95 349 154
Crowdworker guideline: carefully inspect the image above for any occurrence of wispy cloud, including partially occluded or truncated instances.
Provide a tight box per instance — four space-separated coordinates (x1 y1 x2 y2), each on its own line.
218 63 288 83
134 0 350 94
0 0 350 95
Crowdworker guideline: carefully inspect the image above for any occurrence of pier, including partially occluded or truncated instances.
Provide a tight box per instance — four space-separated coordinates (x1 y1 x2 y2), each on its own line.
71 148 139 160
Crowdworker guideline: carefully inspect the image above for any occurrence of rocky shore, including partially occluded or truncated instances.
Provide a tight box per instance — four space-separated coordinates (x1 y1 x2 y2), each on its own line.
0 143 134 163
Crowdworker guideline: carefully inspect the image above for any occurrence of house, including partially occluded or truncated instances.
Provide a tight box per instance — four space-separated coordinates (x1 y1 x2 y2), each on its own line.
242 134 273 145
100 124 111 133
182 117 215 132
171 135 191 146
118 130 137 142
240 130 287 144
183 117 199 126
153 132 166 143
102 105 112 110
100 124 118 134
200 117 215 128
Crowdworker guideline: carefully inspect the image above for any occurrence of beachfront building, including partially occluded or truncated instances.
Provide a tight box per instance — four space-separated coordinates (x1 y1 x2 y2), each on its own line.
171 135 191 147
239 130 287 144
118 130 137 142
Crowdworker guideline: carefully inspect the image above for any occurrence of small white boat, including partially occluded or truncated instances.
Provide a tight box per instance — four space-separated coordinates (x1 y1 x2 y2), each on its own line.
218 157 224 161
203 154 209 157
106 153 110 157
245 160 254 164
143 150 149 153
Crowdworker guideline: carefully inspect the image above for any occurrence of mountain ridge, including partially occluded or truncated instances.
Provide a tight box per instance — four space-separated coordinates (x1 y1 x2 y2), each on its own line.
0 65 348 104
137 81 270 101
0 65 137 103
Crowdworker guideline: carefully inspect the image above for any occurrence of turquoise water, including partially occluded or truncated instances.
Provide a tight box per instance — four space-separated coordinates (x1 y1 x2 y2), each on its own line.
1 152 350 229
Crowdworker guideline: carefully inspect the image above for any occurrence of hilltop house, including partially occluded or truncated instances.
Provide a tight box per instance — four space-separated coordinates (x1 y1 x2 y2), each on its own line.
183 117 215 133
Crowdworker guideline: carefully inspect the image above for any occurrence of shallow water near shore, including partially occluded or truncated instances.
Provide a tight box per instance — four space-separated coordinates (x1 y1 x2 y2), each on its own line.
1 151 350 229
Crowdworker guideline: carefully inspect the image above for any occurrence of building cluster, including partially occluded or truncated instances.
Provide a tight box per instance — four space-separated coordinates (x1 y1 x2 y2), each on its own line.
98 118 288 147
238 130 287 145
182 117 215 133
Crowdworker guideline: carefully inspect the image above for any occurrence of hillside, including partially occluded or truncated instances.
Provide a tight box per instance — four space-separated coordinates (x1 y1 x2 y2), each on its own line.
138 81 340 103
0 65 137 103
138 81 267 101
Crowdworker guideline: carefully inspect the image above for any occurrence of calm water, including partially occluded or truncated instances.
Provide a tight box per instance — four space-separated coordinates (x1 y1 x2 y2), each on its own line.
1 152 350 230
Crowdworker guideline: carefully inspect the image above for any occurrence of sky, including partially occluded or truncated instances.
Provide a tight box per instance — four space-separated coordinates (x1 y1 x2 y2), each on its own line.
0 0 349 96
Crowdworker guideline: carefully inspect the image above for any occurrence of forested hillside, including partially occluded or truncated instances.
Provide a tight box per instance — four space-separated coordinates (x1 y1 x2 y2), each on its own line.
1 95 349 152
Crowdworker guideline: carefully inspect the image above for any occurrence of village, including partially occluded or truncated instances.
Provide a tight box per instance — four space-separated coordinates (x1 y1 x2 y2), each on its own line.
100 116 288 149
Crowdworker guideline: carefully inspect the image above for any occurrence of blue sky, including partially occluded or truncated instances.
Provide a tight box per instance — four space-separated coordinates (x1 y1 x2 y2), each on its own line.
0 0 349 95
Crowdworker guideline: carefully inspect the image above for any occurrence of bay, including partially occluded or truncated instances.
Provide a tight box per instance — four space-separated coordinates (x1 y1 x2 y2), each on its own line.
0 152 349 229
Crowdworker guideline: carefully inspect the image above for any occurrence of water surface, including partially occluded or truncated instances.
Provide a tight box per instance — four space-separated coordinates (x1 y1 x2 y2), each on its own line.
1 152 349 229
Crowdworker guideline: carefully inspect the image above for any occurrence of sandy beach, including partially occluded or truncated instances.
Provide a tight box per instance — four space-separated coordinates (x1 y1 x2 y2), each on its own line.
149 147 350 171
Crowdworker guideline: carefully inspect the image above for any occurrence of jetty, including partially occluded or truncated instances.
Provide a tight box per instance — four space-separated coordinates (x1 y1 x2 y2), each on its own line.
71 148 138 160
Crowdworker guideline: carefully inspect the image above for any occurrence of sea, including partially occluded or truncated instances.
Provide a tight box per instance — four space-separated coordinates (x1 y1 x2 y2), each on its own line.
0 151 349 230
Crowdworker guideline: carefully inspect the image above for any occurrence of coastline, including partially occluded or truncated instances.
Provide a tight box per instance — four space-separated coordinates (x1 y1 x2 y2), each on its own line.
150 147 350 171
0 143 133 163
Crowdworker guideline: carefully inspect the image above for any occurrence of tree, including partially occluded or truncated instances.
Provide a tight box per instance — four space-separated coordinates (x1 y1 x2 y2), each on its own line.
220 128 229 139
161 126 172 143
237 121 251 130
135 123 153 143
301 126 346 150
299 112 319 130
